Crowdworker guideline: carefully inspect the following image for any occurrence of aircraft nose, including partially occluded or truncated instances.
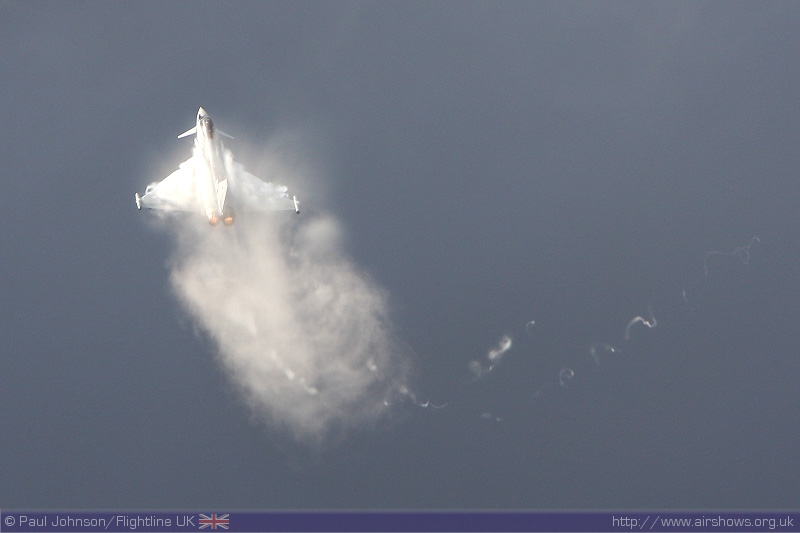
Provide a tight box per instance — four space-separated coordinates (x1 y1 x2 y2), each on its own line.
198 106 207 118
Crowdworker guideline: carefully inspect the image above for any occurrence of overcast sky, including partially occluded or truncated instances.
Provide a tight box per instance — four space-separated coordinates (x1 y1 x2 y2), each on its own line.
2 1 800 510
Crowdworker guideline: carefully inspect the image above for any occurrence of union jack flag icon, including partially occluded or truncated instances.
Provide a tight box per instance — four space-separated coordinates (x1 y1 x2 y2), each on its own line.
198 513 229 530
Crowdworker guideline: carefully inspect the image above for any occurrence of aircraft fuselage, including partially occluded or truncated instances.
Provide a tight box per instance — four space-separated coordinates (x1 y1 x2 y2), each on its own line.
194 108 233 225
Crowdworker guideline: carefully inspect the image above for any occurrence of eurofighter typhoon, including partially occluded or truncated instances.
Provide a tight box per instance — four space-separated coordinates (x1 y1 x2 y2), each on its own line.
135 107 299 225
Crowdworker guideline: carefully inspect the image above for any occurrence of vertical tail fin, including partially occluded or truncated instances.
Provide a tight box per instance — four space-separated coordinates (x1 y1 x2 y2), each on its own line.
216 178 228 212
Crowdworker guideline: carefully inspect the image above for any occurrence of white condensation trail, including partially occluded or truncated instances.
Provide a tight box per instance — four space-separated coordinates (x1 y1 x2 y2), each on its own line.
559 367 574 387
167 211 410 444
624 306 657 341
703 236 760 276
471 334 513 378
589 342 618 366
487 335 512 362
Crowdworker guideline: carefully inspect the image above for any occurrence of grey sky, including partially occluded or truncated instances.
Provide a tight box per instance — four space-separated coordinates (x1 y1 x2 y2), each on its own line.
2 1 799 509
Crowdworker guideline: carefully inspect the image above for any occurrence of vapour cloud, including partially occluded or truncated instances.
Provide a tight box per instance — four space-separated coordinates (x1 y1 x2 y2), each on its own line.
162 166 409 444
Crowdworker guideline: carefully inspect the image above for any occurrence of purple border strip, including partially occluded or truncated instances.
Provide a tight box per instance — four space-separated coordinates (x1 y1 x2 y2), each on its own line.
1 511 797 532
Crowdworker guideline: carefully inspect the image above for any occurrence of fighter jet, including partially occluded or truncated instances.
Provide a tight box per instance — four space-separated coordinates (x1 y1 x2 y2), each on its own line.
135 107 299 225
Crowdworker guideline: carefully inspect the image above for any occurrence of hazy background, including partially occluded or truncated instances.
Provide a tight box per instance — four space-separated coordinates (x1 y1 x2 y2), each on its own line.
2 1 799 509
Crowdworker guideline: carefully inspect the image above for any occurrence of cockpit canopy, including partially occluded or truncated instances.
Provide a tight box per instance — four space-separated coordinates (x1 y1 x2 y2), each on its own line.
201 116 214 139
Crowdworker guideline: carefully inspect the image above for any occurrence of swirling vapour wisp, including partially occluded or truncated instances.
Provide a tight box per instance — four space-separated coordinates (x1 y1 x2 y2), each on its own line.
469 334 513 379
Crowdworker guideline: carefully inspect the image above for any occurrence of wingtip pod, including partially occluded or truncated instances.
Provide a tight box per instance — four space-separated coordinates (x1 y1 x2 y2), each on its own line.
135 192 142 210
293 195 300 214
